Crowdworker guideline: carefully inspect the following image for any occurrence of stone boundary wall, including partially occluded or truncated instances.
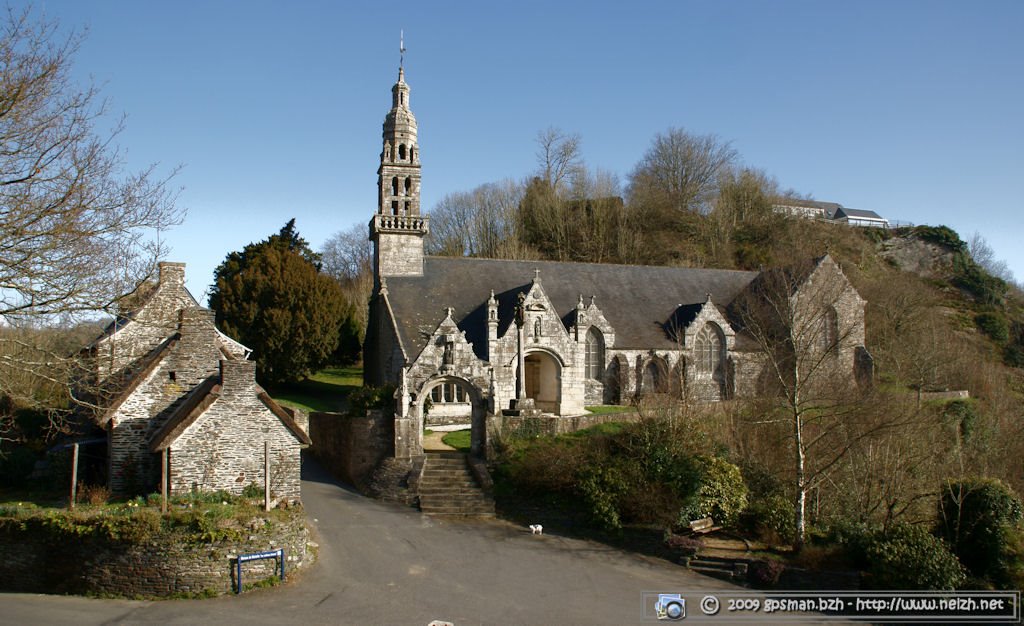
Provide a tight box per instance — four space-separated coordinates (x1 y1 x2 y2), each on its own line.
491 412 641 439
920 390 970 402
308 410 392 488
0 510 314 598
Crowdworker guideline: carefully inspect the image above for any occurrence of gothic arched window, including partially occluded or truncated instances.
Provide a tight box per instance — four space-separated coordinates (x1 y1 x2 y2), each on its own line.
694 323 724 381
398 144 407 160
585 328 604 380
404 177 411 194
391 177 399 196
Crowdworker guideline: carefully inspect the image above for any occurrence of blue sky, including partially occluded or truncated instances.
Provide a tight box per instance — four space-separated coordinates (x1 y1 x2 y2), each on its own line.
29 1 1024 299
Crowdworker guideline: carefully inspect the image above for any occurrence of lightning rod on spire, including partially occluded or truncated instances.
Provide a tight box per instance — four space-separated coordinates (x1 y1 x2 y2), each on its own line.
400 29 406 68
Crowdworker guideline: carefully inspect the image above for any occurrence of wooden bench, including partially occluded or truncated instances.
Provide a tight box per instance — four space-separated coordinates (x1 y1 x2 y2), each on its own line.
688 517 722 535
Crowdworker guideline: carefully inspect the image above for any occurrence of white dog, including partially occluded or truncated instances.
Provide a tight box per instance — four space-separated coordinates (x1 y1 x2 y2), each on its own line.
529 524 543 535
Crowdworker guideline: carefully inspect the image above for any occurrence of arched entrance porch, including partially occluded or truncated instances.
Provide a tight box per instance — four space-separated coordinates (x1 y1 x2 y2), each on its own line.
520 350 562 413
413 376 487 457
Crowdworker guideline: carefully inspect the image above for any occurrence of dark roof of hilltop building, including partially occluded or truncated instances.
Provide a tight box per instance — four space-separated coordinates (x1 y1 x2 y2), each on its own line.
383 256 759 360
835 207 887 221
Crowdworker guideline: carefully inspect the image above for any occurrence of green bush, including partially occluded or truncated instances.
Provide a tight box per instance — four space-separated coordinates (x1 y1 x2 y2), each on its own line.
864 523 965 590
975 312 1010 342
739 494 795 544
577 464 629 531
678 456 748 527
912 225 965 251
942 400 978 442
347 384 396 416
938 478 1024 586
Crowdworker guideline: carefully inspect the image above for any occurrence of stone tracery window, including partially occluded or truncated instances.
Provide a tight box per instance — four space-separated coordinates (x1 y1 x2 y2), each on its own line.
694 323 724 381
585 327 604 380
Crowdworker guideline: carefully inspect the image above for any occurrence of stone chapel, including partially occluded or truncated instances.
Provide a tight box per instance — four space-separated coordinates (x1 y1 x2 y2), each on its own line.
363 64 871 459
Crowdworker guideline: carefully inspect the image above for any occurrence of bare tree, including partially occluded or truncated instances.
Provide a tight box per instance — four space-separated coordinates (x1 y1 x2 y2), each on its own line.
626 127 737 215
426 179 528 259
732 257 889 549
535 127 582 196
0 9 182 440
968 231 1014 283
320 222 374 342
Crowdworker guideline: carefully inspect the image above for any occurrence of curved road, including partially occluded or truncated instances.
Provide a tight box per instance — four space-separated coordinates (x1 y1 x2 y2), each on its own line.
2 457 740 624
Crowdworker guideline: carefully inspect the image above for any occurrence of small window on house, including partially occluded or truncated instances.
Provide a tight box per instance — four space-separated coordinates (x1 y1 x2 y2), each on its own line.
168 371 176 381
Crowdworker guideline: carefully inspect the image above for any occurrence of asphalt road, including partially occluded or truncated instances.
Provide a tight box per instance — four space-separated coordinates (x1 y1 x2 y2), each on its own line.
1 457 743 625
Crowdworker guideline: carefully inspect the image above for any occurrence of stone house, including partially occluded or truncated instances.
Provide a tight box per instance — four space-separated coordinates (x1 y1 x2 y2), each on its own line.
86 263 309 499
362 66 873 460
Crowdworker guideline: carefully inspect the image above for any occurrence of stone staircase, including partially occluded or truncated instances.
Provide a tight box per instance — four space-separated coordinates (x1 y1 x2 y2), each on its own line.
417 452 495 517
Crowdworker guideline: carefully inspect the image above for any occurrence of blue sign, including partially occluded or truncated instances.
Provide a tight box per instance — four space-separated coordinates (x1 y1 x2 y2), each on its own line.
235 549 285 593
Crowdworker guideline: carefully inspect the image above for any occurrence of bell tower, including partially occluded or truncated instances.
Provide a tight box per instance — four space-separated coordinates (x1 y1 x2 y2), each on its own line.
370 35 429 279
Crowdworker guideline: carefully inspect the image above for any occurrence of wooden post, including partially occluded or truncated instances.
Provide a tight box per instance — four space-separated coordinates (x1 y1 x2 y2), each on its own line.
161 448 169 514
264 441 270 512
69 443 79 509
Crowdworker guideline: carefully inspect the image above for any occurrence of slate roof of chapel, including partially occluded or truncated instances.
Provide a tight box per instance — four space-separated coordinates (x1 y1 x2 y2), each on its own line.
383 256 759 360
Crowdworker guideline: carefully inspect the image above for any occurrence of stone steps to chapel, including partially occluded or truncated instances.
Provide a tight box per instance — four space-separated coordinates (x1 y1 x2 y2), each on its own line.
419 486 483 496
418 452 496 516
420 503 495 516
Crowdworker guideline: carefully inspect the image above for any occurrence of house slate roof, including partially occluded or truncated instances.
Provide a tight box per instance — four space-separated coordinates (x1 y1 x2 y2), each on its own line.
835 207 886 221
148 377 311 451
383 256 759 361
96 335 179 426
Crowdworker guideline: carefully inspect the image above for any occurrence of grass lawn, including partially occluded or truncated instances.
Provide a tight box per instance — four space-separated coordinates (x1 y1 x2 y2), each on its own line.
585 405 638 416
272 366 362 413
441 429 472 452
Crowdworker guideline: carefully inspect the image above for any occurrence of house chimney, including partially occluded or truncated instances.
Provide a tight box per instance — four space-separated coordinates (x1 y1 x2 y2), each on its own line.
219 359 257 395
158 262 186 289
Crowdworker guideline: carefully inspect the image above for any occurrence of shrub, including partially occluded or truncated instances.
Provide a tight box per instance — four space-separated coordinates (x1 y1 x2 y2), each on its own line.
77 483 110 506
819 518 878 570
912 225 965 252
678 456 748 527
938 478 1024 586
347 385 396 416
242 483 265 499
942 400 978 442
739 494 795 544
577 464 630 531
975 312 1010 342
665 533 702 555
748 559 785 588
864 523 965 590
